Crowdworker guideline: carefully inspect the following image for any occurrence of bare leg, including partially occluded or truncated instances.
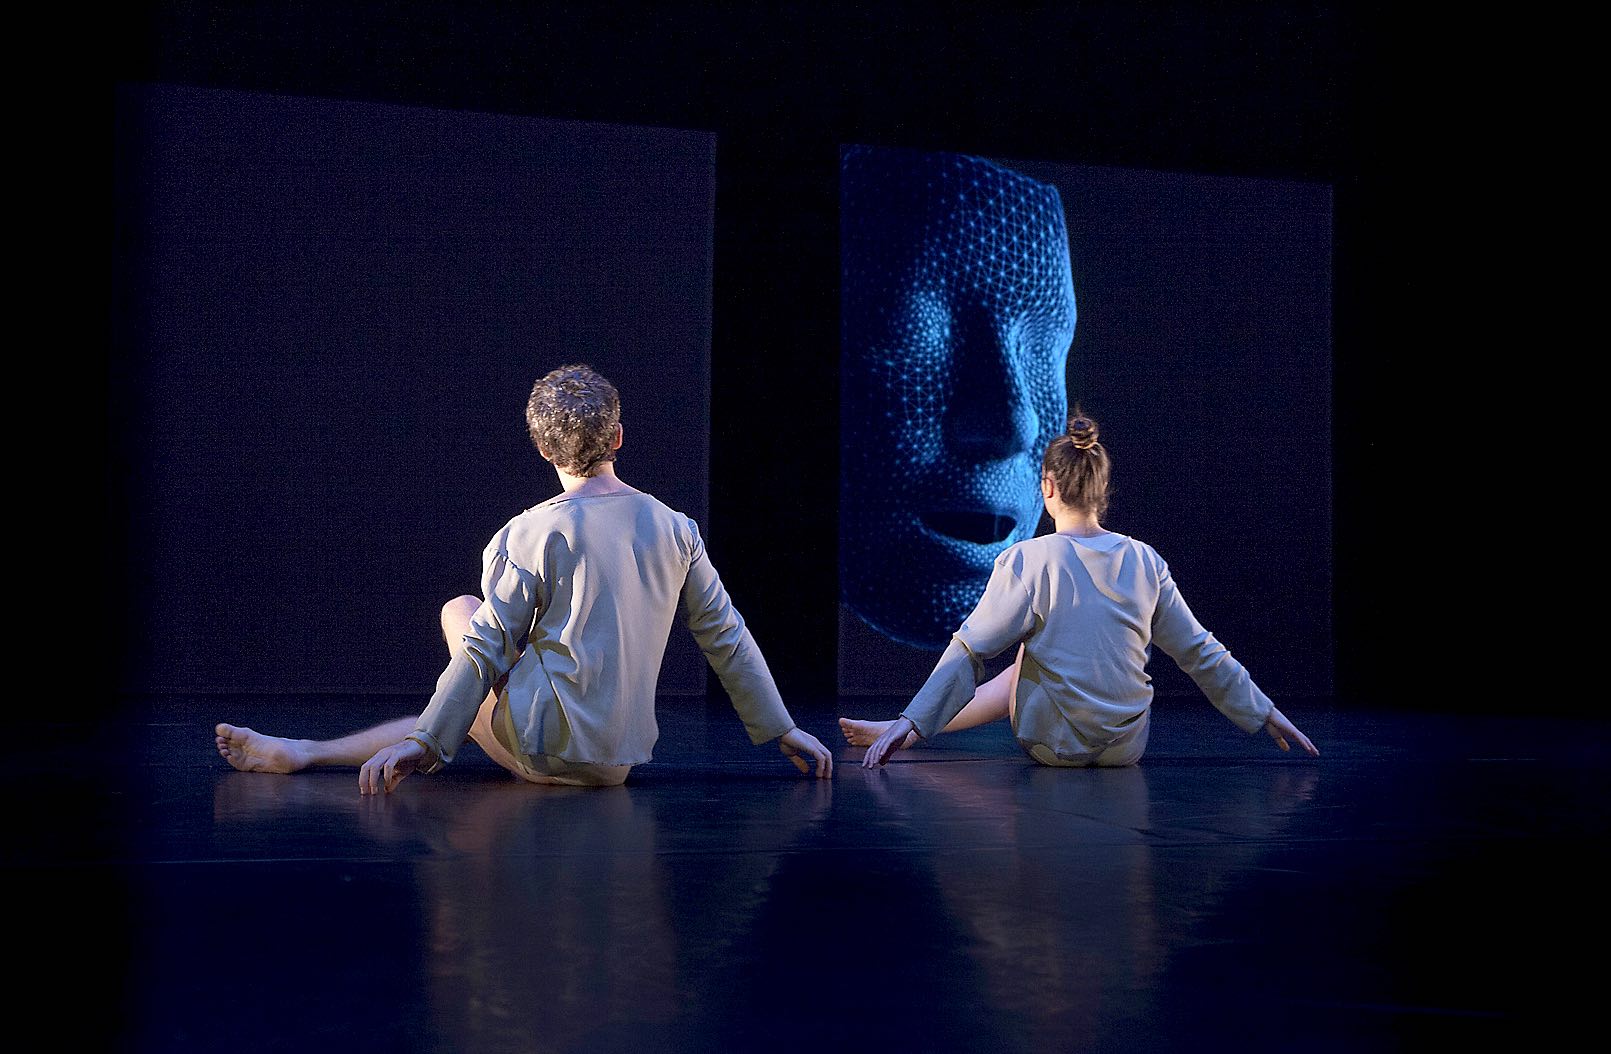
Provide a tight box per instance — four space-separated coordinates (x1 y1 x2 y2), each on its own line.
840 644 1026 748
216 596 626 786
214 595 485 775
215 715 419 773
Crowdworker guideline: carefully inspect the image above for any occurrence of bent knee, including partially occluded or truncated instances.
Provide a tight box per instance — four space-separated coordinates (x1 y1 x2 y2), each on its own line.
442 594 479 617
440 594 480 632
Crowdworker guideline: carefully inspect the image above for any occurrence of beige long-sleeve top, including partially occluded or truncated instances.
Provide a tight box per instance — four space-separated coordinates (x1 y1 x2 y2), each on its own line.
902 532 1273 759
410 490 796 767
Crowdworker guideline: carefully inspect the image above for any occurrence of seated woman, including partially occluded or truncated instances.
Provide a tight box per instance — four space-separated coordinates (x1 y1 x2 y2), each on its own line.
218 364 833 793
843 413 1317 768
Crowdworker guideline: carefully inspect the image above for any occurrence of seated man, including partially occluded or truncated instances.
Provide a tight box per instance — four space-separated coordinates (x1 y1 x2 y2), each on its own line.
216 363 833 792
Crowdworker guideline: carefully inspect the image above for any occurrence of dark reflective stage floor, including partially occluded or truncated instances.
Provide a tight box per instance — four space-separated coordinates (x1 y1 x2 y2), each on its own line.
46 697 1608 1051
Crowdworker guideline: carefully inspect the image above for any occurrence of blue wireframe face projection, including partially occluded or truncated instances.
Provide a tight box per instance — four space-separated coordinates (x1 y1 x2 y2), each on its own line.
841 147 1077 648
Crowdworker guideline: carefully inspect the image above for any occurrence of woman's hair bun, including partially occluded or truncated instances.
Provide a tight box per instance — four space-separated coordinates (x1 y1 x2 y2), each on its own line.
1067 412 1100 451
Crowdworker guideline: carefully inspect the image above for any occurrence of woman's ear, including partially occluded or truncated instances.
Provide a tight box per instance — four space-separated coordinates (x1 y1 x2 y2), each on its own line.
612 423 624 451
1041 475 1055 501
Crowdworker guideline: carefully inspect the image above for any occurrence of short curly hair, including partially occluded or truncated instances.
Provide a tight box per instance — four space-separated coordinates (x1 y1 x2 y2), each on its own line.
525 364 621 477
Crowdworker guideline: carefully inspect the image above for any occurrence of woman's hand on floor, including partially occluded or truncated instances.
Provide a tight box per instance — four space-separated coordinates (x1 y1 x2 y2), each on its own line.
863 716 918 768
359 738 429 795
1264 707 1319 757
778 727 834 779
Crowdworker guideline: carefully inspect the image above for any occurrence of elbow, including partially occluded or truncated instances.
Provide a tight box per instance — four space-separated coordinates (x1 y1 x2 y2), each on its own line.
697 629 746 667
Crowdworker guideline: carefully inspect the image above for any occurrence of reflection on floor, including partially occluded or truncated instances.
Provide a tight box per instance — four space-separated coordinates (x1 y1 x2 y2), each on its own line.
55 696 1606 1051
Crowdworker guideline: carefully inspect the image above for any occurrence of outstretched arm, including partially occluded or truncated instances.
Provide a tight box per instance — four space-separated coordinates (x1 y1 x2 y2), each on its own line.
1150 557 1317 756
867 555 1038 767
681 521 830 778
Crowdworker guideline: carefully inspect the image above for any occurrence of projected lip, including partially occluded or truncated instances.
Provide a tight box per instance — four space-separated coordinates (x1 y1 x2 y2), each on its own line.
918 509 1018 545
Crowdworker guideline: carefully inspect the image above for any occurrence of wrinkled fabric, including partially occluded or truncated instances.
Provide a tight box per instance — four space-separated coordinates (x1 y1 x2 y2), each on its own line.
902 532 1273 759
413 491 795 767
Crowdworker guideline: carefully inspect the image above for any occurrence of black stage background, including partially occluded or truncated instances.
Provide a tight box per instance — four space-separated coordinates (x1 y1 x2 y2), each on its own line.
68 8 1542 1052
113 83 718 695
101 3 1464 718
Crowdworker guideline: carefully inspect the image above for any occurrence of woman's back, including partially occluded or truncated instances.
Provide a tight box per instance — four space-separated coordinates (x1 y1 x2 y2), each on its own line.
865 411 1310 769
903 529 1274 761
1009 532 1158 752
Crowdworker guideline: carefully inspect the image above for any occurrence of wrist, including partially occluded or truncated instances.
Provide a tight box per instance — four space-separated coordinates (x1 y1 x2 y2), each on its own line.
405 733 443 774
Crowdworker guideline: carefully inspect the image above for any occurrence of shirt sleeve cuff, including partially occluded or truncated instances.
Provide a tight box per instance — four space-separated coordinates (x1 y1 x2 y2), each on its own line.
407 729 448 773
1226 684 1276 734
747 715 797 746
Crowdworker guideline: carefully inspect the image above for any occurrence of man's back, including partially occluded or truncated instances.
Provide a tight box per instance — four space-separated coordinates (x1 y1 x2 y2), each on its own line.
499 490 694 764
415 488 796 768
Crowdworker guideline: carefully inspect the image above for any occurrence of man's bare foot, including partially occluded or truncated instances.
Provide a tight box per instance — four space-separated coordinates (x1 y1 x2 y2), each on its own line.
839 717 918 751
215 723 312 774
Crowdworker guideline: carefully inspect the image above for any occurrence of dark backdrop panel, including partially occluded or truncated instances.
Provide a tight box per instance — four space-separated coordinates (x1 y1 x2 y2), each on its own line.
841 157 1332 698
112 84 716 694
100 4 1480 711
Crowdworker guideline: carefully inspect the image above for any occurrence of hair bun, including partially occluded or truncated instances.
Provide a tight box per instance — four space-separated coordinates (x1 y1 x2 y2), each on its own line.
1067 413 1100 451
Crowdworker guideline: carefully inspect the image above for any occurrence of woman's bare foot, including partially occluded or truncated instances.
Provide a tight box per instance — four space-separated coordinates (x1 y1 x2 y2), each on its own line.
839 717 918 751
215 723 312 774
